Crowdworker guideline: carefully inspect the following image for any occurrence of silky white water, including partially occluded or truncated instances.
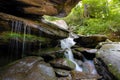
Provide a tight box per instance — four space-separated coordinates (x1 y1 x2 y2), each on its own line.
83 59 98 74
60 34 82 72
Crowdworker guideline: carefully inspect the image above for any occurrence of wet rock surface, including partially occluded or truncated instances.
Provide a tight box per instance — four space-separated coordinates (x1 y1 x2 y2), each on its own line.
73 47 97 60
0 12 69 66
74 35 107 48
0 13 69 39
55 69 70 77
72 49 84 60
0 56 56 80
51 20 69 30
71 71 100 80
50 58 76 70
96 42 120 80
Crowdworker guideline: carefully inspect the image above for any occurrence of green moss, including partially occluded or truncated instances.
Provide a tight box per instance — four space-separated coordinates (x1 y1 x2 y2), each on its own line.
0 32 51 42
65 59 76 69
108 64 120 79
74 47 85 52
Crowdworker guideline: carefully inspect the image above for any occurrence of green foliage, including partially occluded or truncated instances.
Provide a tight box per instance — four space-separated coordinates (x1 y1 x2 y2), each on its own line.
1 32 48 42
75 19 110 35
43 15 61 21
82 0 109 18
64 0 120 37
44 0 120 40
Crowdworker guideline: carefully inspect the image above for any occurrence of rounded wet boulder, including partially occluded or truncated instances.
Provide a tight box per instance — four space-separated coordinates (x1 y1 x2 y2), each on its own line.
50 58 76 70
74 35 107 48
54 69 70 77
96 42 120 80
0 56 57 80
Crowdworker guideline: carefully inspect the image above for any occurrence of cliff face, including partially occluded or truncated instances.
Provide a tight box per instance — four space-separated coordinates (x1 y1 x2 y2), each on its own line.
0 0 80 19
0 0 80 67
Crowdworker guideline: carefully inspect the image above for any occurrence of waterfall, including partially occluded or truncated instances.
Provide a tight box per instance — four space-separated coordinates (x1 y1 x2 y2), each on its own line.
83 57 98 74
10 21 22 60
87 60 97 74
60 33 83 72
22 24 27 57
27 26 31 54
9 20 31 59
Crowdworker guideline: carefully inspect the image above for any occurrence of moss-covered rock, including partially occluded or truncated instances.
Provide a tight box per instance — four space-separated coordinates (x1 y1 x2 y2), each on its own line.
0 12 69 39
0 32 51 43
50 58 76 70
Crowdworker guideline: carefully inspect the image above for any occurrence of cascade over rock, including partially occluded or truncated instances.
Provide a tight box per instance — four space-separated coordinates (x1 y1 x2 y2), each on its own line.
0 12 70 66
50 58 76 70
0 0 81 65
60 33 83 72
0 0 116 80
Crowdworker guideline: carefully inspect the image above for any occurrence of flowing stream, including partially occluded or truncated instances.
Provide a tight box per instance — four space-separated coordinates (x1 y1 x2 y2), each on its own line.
83 58 98 74
60 33 83 72
60 33 97 73
9 20 97 74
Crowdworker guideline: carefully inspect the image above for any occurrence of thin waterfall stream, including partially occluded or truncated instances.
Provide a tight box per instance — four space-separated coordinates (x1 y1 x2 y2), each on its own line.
9 20 98 74
9 21 31 59
22 24 27 57
60 33 83 72
9 21 22 60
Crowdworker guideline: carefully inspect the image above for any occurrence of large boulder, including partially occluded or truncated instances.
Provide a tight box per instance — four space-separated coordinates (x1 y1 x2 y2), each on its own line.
0 0 81 18
73 47 97 60
96 42 120 80
29 47 65 62
0 56 57 80
51 20 69 30
50 58 76 70
74 35 107 48
54 69 70 77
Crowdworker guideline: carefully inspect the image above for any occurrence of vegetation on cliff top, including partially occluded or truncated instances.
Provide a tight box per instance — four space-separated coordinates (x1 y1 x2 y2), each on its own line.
44 0 120 41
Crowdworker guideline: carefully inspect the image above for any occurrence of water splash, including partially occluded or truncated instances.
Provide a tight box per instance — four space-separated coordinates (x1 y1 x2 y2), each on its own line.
60 33 82 72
